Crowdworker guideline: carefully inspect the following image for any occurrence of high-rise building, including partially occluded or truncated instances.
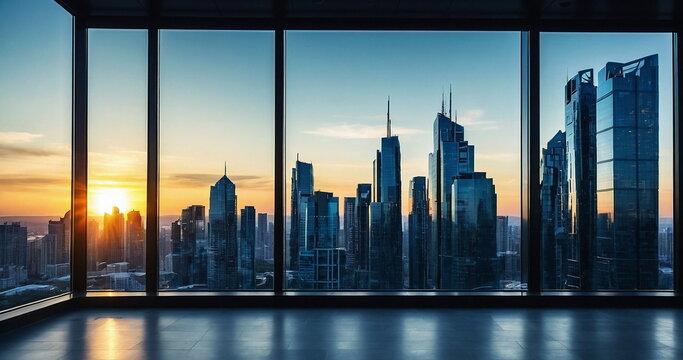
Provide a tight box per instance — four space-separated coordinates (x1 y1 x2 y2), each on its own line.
541 130 568 289
256 213 268 261
595 54 659 289
101 207 124 265
240 206 256 289
369 99 403 289
429 92 475 288
408 176 430 289
446 172 498 289
564 69 597 290
87 219 99 271
125 210 144 270
0 222 27 270
290 158 314 270
343 197 358 271
354 183 372 288
208 168 238 289
172 205 207 286
48 211 70 265
496 216 509 254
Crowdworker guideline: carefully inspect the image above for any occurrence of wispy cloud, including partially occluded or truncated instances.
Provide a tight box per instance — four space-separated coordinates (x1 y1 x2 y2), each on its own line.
0 144 64 158
303 124 428 139
0 132 44 144
0 175 69 189
164 173 272 190
457 109 499 130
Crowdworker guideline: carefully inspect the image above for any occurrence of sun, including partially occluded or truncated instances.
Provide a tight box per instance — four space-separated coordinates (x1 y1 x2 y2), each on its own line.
91 188 131 215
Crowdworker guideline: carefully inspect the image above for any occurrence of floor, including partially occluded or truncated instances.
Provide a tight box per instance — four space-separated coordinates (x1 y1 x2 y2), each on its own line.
0 308 681 360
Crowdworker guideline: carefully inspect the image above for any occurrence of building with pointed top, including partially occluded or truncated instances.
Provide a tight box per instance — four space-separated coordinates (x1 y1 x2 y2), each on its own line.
208 169 238 289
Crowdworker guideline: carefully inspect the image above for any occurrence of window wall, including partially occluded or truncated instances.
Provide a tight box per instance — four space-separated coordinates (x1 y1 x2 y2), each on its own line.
0 0 72 310
540 33 674 290
158 30 275 291
87 29 148 291
285 31 522 290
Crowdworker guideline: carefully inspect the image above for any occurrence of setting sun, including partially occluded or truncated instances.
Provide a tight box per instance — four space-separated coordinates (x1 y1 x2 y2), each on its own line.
90 188 131 215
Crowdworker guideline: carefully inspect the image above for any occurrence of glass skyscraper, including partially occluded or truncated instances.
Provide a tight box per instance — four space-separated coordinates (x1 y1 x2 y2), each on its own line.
564 69 597 289
595 54 659 289
208 171 238 289
409 176 430 289
240 206 256 289
290 158 314 271
541 130 568 289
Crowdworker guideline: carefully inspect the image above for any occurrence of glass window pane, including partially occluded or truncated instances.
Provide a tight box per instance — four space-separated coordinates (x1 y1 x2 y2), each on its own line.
159 30 274 291
0 0 72 310
540 33 673 290
87 29 148 291
286 31 521 290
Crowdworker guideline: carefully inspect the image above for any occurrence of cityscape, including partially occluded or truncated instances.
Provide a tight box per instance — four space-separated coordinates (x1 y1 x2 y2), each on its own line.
0 49 675 308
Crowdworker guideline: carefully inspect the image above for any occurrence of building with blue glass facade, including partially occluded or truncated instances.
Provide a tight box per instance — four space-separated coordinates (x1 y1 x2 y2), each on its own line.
208 171 238 289
541 131 568 289
595 54 659 289
289 158 314 271
409 176 430 289
239 206 255 289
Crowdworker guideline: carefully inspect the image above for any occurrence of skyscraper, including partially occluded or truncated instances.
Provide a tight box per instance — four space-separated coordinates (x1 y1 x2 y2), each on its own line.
448 172 498 289
101 207 124 265
343 197 358 271
541 130 568 289
240 206 256 289
256 213 268 261
496 216 509 254
0 222 27 269
428 91 475 288
595 54 659 289
125 210 144 270
369 98 403 289
174 205 206 286
48 211 70 265
208 167 238 289
408 176 430 289
564 69 597 290
290 157 314 270
354 183 372 288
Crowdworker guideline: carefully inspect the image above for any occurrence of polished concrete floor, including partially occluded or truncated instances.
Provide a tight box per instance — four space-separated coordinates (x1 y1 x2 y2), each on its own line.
1 307 682 359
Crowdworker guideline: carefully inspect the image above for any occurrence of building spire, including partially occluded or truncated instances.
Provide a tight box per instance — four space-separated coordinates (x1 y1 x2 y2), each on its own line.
441 87 445 115
386 96 391 137
224 161 227 176
449 83 452 120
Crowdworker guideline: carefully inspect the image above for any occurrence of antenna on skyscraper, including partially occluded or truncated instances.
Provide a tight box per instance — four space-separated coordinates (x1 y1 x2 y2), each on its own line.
224 161 227 176
449 83 452 120
441 87 445 115
297 153 299 161
387 96 391 137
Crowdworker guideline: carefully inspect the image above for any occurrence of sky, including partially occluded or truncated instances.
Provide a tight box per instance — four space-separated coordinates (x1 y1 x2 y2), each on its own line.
0 0 674 222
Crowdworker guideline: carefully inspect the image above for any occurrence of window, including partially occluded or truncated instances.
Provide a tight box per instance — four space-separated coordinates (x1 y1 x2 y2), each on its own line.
158 30 274 290
540 33 674 290
0 0 72 310
87 29 148 291
285 31 522 290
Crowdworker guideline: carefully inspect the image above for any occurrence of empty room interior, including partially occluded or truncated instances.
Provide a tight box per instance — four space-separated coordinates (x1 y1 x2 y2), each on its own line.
1 0 683 359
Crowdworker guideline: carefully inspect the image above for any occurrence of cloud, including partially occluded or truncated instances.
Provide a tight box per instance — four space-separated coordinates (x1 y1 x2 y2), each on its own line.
0 132 44 144
303 124 428 139
0 175 69 189
456 109 499 130
0 144 63 158
164 173 272 190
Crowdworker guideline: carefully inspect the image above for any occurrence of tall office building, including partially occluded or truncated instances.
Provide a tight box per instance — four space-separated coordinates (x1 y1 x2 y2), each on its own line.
290 158 314 270
428 91 475 289
447 172 498 289
541 130 568 289
369 98 403 289
101 207 124 265
0 222 27 269
125 210 144 270
595 55 659 289
174 205 206 286
343 197 358 271
408 176 430 289
496 216 509 254
208 167 238 289
256 213 268 261
87 219 99 271
48 211 70 265
354 183 372 288
564 69 597 290
240 206 256 289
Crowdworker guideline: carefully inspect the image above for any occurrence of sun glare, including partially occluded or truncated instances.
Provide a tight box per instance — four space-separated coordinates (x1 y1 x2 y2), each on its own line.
91 188 131 215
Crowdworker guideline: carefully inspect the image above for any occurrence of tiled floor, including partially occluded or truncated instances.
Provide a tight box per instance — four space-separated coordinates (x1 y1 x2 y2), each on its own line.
1 308 682 359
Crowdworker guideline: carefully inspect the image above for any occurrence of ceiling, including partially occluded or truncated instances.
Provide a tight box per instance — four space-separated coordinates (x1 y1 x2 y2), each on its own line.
55 0 678 21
